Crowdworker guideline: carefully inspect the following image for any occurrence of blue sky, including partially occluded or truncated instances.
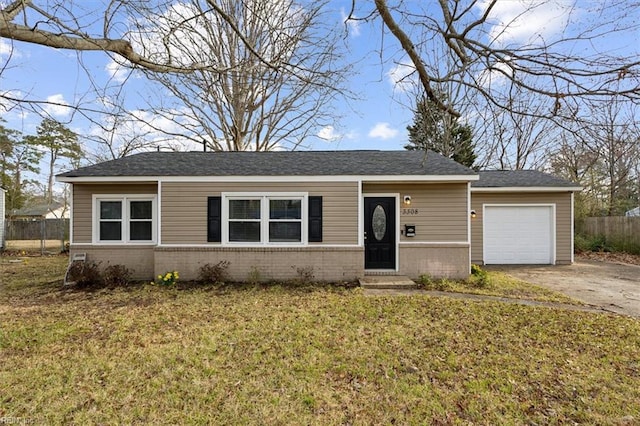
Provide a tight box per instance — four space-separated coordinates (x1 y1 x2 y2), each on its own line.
1 0 417 152
1 0 638 161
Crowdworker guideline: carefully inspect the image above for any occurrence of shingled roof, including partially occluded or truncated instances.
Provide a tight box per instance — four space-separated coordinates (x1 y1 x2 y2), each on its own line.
57 150 477 178
472 170 579 188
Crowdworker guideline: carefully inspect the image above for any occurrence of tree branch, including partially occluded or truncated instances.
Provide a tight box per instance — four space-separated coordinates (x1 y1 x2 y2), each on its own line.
374 0 461 117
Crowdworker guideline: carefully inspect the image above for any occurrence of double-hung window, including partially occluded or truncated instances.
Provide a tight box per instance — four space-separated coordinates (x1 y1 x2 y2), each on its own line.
94 195 156 243
269 199 302 242
223 194 306 244
228 198 261 242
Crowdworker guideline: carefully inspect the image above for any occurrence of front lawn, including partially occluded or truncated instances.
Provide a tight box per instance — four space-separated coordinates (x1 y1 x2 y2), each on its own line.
419 269 582 305
1 256 639 424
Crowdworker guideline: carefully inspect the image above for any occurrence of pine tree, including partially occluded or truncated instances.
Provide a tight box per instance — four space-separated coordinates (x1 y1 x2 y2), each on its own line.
28 119 82 203
405 95 476 168
0 120 43 211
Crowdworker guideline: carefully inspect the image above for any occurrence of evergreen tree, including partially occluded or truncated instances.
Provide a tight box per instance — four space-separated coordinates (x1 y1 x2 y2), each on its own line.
0 119 43 211
28 119 82 203
405 95 476 168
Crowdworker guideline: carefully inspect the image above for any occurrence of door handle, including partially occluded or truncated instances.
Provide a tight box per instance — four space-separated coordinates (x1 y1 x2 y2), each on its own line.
364 231 367 241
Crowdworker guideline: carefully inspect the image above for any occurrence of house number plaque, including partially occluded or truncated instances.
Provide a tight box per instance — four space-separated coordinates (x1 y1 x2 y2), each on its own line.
401 208 419 215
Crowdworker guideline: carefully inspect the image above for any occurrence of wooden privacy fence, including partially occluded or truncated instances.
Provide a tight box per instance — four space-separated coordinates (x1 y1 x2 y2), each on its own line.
579 216 640 246
5 218 70 240
3 218 69 252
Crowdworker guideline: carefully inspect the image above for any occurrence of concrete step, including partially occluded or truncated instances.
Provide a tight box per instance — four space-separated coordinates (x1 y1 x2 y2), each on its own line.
359 275 417 290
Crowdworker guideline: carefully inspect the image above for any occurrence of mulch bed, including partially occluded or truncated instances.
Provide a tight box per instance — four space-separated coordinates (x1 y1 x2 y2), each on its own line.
577 251 640 266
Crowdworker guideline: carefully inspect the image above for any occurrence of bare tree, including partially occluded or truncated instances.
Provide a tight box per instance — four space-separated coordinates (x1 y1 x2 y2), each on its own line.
3 1 638 119
579 99 640 215
371 0 640 120
135 0 347 151
550 98 640 216
475 91 560 170
1 0 349 151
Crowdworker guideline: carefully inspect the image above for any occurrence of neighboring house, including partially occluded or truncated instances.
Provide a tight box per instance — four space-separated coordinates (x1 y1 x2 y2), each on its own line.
56 151 580 282
9 202 70 220
626 207 640 217
0 187 5 249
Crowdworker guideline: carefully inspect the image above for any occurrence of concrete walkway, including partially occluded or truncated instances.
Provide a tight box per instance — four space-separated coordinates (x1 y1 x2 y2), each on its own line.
490 261 640 317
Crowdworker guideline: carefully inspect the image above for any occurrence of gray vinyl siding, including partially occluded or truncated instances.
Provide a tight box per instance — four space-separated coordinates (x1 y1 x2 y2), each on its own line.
72 183 158 243
161 181 359 245
363 183 468 242
470 191 573 264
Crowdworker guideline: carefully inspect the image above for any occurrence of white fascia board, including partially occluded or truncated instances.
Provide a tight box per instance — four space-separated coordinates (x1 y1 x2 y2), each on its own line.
162 175 478 183
57 175 479 184
471 186 582 193
56 176 159 183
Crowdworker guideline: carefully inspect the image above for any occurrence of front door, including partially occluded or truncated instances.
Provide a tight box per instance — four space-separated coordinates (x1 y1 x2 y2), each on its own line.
364 197 396 269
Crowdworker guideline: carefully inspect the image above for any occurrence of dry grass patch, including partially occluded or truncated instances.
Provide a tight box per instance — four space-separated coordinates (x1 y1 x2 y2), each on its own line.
419 269 581 305
1 256 639 424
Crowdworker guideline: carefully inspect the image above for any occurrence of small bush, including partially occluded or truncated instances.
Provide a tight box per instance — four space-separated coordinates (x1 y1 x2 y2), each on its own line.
247 266 261 285
470 264 489 288
418 273 432 288
418 274 451 291
574 233 611 252
68 261 102 287
155 271 179 286
198 261 230 284
292 265 315 285
103 264 132 287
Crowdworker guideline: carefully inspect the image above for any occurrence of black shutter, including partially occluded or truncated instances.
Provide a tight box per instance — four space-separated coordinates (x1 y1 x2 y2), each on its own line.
207 196 222 242
308 196 323 242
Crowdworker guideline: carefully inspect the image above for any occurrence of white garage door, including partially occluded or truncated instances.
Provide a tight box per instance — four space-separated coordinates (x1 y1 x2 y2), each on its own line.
484 205 554 264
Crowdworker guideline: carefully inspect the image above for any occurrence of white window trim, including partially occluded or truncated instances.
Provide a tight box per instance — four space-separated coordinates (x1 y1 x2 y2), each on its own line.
92 194 157 244
221 192 308 246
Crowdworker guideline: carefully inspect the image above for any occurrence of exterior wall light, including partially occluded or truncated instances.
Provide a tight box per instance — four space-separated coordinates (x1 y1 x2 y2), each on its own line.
470 210 477 218
403 195 412 205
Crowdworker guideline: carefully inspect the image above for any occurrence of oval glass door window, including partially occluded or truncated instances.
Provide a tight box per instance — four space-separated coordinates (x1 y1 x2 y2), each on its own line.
372 204 387 241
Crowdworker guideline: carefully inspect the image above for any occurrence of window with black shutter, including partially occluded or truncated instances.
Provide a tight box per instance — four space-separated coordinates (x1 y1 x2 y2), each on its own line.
207 196 222 242
308 196 323 242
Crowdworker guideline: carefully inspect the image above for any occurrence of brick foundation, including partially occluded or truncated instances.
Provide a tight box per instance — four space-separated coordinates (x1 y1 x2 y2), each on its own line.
154 246 364 282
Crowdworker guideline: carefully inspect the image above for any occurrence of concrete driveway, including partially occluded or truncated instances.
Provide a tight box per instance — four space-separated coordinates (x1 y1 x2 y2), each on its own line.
490 260 640 317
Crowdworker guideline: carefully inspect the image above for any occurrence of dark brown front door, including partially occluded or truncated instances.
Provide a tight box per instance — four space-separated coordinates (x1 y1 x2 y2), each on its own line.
364 197 396 269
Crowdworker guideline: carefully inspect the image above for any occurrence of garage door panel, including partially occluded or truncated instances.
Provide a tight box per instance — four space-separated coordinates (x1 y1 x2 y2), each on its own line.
484 206 554 264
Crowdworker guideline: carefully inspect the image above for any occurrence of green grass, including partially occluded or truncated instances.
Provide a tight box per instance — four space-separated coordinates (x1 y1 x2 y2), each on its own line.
419 269 582 305
1 256 639 424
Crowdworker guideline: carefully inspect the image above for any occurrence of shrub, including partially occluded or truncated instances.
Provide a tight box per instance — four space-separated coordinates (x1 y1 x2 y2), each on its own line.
418 273 433 288
155 271 179 286
247 266 261 285
68 261 102 287
103 264 132 286
470 264 489 288
198 261 230 284
574 233 611 252
418 274 451 291
292 265 315 285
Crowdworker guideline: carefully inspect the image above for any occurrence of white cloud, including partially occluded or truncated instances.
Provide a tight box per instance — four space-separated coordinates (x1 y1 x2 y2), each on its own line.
387 59 416 93
476 0 575 45
317 125 341 141
368 122 398 140
105 60 130 83
44 94 71 118
476 57 514 89
0 39 17 57
340 8 361 37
